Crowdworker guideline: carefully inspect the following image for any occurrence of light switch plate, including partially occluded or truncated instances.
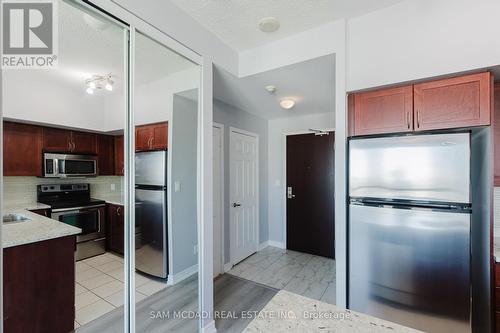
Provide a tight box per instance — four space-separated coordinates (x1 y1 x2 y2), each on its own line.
111 184 116 191
174 181 181 192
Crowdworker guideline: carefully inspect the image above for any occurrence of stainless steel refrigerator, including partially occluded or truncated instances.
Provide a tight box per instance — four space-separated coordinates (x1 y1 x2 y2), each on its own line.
349 133 471 333
135 150 168 278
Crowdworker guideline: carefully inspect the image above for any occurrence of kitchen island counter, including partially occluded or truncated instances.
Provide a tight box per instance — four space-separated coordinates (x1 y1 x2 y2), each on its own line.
2 205 81 248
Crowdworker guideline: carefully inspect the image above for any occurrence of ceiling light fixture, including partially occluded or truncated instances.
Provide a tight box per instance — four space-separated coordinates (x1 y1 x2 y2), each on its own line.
85 74 114 94
259 17 280 33
280 98 295 110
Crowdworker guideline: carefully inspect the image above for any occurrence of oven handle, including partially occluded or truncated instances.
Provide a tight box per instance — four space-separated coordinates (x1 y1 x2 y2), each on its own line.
97 208 101 234
51 204 105 213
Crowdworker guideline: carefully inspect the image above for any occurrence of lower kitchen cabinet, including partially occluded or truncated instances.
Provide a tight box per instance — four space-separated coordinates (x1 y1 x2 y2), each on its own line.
3 236 75 333
29 208 51 217
107 203 124 255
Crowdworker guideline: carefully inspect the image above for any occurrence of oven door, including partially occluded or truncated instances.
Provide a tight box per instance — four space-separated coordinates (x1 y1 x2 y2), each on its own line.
52 205 105 242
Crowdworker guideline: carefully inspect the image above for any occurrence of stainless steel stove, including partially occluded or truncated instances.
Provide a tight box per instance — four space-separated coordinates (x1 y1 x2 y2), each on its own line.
37 184 106 260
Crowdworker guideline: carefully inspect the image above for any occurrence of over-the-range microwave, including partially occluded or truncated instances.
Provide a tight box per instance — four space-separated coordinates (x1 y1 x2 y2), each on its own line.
43 152 97 178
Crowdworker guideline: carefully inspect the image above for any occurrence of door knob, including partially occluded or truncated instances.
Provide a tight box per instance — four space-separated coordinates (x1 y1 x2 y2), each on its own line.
232 203 241 208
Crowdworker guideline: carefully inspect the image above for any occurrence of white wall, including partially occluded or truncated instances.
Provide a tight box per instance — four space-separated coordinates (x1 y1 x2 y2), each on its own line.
213 99 269 263
2 70 106 131
347 0 500 91
170 94 199 277
104 67 199 131
267 112 335 245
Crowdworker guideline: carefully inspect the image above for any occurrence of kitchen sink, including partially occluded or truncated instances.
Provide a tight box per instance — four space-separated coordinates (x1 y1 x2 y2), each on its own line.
3 214 31 224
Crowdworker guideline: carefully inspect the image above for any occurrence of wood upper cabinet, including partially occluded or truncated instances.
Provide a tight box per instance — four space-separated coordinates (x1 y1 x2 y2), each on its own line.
71 131 97 154
152 122 168 150
414 72 492 131
43 127 97 154
135 122 168 151
4 122 43 176
494 84 500 186
114 135 124 176
42 127 72 152
353 85 413 136
349 72 493 137
97 134 115 176
135 126 152 151
106 204 124 255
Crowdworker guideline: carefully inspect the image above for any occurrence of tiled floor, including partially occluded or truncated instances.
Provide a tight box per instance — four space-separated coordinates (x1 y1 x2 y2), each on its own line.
74 252 168 329
227 246 336 304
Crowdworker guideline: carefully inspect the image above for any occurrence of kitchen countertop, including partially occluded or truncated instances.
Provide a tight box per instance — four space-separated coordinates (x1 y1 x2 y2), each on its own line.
95 195 124 206
2 204 81 248
243 290 422 333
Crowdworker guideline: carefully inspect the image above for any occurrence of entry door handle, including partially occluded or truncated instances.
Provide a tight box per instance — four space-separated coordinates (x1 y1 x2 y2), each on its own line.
287 186 296 199
232 202 241 208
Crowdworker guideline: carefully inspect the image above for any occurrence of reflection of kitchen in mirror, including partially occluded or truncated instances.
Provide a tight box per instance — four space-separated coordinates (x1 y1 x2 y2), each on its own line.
74 31 201 332
1 2 128 331
132 32 200 333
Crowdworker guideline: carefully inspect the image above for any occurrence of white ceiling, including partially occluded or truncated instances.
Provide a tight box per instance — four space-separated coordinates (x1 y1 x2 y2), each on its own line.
214 54 334 119
50 2 195 93
170 0 405 51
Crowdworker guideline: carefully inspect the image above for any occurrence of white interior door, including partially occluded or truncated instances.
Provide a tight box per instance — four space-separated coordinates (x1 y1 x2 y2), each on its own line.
230 128 259 265
213 124 224 277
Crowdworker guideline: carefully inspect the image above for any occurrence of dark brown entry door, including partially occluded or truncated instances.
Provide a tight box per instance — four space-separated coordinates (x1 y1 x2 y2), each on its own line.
286 133 334 258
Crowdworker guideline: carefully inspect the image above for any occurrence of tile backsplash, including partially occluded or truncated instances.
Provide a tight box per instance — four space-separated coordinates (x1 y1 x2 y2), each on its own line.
3 176 123 207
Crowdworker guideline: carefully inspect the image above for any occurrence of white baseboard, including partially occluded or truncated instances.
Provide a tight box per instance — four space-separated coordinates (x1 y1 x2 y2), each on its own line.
223 262 233 272
202 320 217 333
167 264 198 285
268 240 286 249
258 240 269 251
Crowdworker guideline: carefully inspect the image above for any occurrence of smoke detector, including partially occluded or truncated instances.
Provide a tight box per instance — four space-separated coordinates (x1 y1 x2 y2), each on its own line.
265 85 276 93
259 17 280 33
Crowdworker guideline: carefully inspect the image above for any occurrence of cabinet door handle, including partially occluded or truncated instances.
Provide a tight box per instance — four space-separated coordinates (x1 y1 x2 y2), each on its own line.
68 141 71 151
406 112 410 129
149 137 153 149
117 207 121 216
416 110 420 128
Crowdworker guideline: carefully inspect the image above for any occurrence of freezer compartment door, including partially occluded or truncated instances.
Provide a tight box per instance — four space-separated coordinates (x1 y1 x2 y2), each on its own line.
349 133 470 203
135 151 167 186
135 188 168 278
349 204 470 333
